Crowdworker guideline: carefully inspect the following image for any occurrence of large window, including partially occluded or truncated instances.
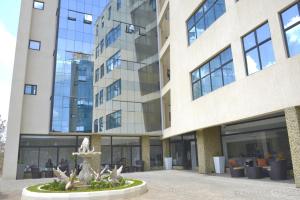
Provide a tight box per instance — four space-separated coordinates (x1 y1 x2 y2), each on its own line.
101 136 141 169
18 135 89 179
191 47 235 100
24 84 37 95
106 110 121 130
222 115 292 168
150 137 163 167
106 24 121 48
280 2 300 57
107 79 121 101
242 22 275 75
106 51 121 73
187 0 226 45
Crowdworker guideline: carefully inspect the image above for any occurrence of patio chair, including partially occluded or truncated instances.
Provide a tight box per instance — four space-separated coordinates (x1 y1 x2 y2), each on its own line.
228 159 245 177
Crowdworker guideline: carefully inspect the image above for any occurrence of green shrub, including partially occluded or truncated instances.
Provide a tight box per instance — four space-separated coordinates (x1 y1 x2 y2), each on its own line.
41 180 66 191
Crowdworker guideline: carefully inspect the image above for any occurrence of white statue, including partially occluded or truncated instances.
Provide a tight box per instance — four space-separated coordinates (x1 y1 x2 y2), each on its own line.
53 167 69 183
78 137 94 153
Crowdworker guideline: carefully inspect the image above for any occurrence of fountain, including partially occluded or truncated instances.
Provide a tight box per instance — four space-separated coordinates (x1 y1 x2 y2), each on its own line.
21 137 147 200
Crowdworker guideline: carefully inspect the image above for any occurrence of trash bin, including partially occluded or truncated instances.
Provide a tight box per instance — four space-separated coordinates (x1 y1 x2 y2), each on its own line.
164 157 172 170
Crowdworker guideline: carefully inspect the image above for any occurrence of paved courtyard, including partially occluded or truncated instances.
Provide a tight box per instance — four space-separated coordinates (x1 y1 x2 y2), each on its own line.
1 170 300 200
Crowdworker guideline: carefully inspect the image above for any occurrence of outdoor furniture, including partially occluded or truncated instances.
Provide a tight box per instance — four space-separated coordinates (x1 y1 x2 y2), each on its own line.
229 166 245 177
246 166 263 179
270 160 287 180
228 159 245 177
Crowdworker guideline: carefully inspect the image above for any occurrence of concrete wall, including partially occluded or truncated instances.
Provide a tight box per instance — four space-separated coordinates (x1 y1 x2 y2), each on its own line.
285 107 300 188
3 0 58 179
159 0 300 139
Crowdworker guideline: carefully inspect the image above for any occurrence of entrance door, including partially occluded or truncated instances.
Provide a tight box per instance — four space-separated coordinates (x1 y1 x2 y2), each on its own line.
183 140 192 169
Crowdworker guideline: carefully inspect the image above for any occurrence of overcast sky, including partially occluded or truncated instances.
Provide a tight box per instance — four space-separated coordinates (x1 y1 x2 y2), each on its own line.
0 0 21 120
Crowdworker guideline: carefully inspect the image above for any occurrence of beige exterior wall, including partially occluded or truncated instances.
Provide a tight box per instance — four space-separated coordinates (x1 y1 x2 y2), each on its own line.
158 0 300 139
3 0 58 179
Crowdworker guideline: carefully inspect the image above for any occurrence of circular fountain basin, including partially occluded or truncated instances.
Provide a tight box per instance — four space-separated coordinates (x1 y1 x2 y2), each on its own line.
21 181 147 200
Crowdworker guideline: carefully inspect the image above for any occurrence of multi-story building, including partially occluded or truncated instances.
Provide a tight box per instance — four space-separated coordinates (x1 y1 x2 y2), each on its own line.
92 0 162 170
3 0 300 189
157 0 300 187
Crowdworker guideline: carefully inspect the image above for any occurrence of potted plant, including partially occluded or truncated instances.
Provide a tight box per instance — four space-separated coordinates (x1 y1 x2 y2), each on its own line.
213 152 225 174
163 151 172 170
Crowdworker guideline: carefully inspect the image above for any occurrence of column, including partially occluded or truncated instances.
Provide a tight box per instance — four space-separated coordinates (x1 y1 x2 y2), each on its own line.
285 107 300 188
141 136 150 171
196 126 222 174
162 139 170 157
90 134 101 172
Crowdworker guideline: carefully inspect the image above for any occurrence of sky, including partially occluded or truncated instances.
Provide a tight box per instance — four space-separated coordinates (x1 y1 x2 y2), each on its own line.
0 0 21 120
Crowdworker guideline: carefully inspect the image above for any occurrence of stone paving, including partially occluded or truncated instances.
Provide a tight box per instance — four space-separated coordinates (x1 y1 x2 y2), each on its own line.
1 170 300 200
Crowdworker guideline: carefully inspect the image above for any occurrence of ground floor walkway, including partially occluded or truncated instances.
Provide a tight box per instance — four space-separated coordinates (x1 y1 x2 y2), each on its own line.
1 170 300 200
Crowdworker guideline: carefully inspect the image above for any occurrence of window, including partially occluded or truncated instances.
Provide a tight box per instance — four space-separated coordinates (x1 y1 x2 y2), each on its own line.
191 47 235 100
99 117 104 132
106 24 121 48
95 93 99 107
100 39 104 53
84 14 93 24
33 1 44 10
29 40 41 50
106 110 121 130
242 22 275 75
280 2 300 57
95 44 100 58
99 90 104 105
101 16 104 28
24 84 37 95
187 0 226 45
108 6 111 20
107 79 121 101
100 64 105 78
94 119 98 133
106 51 121 73
95 68 100 82
117 0 121 10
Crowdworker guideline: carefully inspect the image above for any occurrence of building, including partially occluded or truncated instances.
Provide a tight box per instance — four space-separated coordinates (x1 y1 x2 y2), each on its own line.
157 0 300 187
3 0 300 189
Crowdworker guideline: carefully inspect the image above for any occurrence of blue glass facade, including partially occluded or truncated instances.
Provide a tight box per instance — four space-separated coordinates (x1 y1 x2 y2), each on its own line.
51 0 109 133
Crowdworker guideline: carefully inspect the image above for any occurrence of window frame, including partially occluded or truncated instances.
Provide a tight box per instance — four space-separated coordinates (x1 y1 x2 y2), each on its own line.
106 110 121 130
191 47 235 100
29 40 41 51
279 2 300 58
24 84 37 95
106 79 121 101
33 0 44 10
241 21 275 75
186 0 226 46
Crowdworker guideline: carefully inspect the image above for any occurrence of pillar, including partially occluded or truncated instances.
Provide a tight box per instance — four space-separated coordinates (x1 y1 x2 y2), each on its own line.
162 139 170 157
141 136 150 171
285 107 300 188
196 126 222 174
90 134 101 172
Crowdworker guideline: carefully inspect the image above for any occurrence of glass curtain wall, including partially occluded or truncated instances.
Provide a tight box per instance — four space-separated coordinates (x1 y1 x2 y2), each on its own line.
93 0 161 135
222 114 292 168
51 0 110 133
150 137 163 167
170 133 198 170
100 136 141 171
18 135 89 179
